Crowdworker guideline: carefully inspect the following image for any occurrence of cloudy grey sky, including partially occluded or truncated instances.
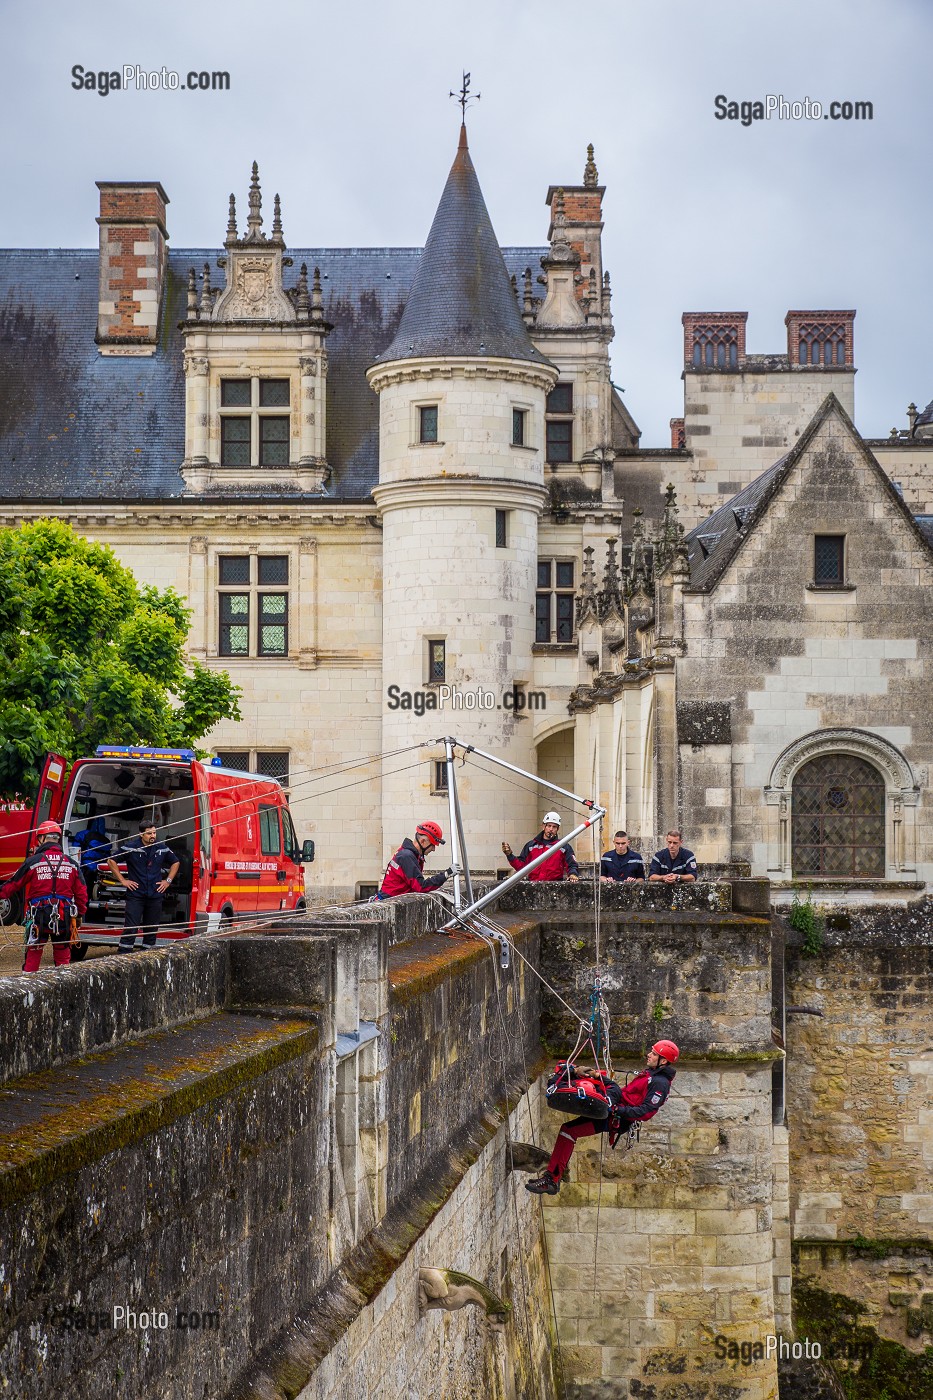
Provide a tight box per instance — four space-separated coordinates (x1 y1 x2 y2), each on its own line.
1 0 929 445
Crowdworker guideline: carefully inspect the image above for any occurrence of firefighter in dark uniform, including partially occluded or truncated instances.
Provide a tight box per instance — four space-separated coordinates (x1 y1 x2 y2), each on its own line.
108 821 180 952
0 821 88 972
600 831 646 882
526 1042 680 1194
376 821 450 899
648 830 698 883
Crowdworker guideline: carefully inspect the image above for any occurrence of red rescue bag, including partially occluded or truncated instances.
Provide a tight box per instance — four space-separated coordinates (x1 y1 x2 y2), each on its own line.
545 1060 612 1121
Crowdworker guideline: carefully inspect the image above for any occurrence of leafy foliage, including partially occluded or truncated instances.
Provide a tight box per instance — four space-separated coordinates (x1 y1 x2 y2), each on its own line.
789 888 826 956
0 520 241 797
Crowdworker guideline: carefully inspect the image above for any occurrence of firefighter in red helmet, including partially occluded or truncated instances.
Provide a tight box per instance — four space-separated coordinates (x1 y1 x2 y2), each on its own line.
0 821 88 972
526 1041 680 1194
375 821 451 899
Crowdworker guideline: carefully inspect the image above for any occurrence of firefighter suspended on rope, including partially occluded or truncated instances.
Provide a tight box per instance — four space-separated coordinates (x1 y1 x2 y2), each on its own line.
0 821 89 972
525 1041 679 1194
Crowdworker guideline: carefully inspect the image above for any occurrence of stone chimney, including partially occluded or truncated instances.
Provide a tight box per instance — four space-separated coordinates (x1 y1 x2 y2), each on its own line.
95 182 169 354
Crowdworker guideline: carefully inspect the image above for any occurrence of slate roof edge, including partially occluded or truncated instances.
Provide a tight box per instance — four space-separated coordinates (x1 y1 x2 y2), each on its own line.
0 495 377 508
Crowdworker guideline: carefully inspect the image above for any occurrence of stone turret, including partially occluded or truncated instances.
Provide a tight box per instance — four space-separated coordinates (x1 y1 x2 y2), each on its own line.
369 124 558 870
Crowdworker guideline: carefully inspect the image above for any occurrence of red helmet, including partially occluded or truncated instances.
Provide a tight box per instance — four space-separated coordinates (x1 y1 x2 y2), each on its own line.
35 820 62 838
415 821 445 848
651 1040 680 1063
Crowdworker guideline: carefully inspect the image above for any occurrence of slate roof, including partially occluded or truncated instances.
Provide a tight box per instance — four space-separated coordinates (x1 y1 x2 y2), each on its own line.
0 243 545 504
685 392 933 592
915 398 933 428
372 126 551 369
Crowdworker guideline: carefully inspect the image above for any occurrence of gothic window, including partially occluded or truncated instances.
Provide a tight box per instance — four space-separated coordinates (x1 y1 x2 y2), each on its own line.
791 754 885 878
797 324 846 367
691 325 739 369
220 377 291 467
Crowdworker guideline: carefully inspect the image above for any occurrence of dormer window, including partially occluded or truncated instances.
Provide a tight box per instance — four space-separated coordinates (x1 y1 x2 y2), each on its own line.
220 378 290 467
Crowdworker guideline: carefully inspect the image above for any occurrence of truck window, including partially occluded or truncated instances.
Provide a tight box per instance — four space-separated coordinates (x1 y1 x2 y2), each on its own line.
259 804 281 856
282 808 298 861
197 790 212 861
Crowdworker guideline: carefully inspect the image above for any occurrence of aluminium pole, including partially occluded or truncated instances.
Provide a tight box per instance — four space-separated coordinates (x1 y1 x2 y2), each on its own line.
440 811 604 932
444 737 464 911
449 748 474 906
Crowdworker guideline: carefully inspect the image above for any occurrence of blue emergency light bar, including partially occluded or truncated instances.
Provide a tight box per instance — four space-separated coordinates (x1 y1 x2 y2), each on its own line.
95 746 197 763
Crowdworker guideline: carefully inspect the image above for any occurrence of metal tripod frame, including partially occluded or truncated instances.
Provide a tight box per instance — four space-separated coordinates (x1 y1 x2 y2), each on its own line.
437 736 607 932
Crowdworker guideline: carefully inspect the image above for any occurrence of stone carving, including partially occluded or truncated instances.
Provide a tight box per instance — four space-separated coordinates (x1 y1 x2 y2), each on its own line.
418 1268 510 1327
504 1142 551 1174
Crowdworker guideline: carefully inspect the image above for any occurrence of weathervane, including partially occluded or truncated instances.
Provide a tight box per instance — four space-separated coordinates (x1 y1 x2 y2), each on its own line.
450 71 480 118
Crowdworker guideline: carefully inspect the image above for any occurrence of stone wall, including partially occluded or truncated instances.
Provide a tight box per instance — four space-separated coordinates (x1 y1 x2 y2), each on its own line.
783 906 933 1395
295 1089 555 1400
490 889 781 1399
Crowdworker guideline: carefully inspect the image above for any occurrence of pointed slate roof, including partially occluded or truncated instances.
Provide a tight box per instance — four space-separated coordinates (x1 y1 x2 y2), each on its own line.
372 126 552 367
684 392 933 591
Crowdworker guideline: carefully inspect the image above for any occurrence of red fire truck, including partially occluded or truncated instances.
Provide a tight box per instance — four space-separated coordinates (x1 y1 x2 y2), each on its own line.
0 746 314 953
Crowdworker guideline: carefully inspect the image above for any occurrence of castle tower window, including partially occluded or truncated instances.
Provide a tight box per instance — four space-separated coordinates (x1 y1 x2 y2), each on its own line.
813 534 845 586
512 408 527 446
419 405 438 443
791 754 885 878
220 377 291 467
536 560 575 642
495 510 508 548
545 383 573 464
428 639 446 682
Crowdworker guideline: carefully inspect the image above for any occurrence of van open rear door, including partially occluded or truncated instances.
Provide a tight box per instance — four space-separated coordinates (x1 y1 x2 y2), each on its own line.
29 753 69 849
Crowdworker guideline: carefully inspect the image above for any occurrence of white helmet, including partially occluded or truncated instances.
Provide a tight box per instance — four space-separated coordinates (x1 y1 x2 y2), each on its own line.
543 811 561 826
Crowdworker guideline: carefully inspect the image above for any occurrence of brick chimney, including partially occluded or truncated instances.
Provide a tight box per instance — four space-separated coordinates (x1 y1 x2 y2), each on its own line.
545 143 606 298
96 182 169 353
785 310 855 368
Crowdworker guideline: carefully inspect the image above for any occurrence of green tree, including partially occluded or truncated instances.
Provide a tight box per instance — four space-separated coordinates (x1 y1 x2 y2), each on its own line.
0 519 241 796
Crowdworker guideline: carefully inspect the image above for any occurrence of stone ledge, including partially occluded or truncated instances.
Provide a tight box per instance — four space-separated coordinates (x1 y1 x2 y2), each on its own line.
0 1010 317 1209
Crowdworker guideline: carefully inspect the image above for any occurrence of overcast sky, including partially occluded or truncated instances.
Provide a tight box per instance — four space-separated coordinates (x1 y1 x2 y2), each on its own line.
1 0 929 445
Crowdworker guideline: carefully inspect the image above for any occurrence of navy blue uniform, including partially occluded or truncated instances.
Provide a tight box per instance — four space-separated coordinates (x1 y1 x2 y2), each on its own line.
600 849 646 881
648 846 698 880
114 836 179 951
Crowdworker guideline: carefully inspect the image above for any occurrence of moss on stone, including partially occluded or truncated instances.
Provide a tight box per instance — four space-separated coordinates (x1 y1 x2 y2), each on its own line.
794 1280 933 1400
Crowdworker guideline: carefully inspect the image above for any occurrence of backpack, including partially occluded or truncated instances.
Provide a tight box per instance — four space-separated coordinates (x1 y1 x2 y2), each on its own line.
545 1060 616 1121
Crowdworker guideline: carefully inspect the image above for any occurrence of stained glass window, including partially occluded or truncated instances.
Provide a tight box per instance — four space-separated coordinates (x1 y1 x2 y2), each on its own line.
792 754 885 877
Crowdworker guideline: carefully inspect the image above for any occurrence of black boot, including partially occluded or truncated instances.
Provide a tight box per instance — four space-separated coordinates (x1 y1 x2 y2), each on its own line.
525 1171 560 1195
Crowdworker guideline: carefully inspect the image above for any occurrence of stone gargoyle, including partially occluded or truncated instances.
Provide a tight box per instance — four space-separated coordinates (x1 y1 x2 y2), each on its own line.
418 1268 511 1329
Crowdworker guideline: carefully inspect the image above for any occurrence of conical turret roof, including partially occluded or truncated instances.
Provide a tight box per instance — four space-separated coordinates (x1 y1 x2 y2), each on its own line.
372 126 551 367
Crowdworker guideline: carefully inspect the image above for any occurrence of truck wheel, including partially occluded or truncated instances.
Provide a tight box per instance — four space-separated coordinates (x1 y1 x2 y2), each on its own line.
69 942 90 962
0 893 22 926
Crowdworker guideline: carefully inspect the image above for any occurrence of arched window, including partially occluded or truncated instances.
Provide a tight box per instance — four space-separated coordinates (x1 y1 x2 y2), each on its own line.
791 754 885 877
